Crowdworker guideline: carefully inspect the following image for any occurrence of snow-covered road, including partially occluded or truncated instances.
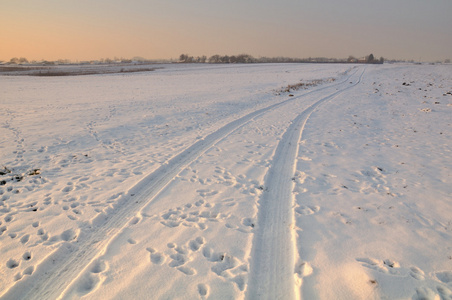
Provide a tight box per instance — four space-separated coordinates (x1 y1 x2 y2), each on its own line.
1 63 451 299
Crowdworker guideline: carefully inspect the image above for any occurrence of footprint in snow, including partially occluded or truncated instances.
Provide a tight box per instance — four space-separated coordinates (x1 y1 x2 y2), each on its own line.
6 258 19 269
356 257 401 275
0 226 7 236
412 286 452 300
73 259 109 296
22 251 32 261
147 247 166 265
410 267 425 280
20 234 30 244
202 245 248 290
436 286 452 299
129 215 141 225
295 205 320 216
159 201 221 230
13 265 35 282
436 271 452 284
196 189 219 197
147 237 207 277
197 283 209 298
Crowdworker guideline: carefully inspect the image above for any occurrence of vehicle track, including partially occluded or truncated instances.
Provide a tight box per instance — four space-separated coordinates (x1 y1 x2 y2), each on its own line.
0 67 361 300
246 67 365 300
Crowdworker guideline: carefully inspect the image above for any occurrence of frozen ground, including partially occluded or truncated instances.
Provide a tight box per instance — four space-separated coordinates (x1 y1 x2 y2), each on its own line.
0 63 451 299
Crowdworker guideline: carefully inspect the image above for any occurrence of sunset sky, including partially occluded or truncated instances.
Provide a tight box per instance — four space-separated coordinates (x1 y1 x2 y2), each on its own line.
2 0 451 62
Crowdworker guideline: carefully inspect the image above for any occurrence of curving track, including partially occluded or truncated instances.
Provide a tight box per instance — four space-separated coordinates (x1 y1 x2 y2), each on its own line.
246 67 365 300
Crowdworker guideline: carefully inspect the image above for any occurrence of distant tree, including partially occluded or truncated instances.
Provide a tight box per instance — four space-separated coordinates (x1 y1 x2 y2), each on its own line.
445 59 451 63
179 54 195 63
57 59 71 64
236 54 254 63
208 55 221 63
347 55 357 63
8 57 28 64
379 57 384 64
367 54 375 63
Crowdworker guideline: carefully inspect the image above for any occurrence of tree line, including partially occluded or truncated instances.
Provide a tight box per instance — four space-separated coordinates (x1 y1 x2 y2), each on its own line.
179 53 385 64
347 54 384 64
3 55 451 66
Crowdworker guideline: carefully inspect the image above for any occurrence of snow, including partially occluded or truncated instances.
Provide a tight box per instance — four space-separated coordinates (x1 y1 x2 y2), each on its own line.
0 63 451 299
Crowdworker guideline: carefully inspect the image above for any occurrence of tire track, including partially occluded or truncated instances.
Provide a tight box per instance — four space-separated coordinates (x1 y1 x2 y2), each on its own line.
246 67 365 300
0 68 360 300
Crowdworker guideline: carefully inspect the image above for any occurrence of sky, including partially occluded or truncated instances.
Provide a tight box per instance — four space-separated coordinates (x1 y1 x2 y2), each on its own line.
1 0 451 62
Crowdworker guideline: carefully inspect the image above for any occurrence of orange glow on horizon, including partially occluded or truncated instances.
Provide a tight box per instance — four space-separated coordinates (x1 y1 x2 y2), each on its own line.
1 0 451 62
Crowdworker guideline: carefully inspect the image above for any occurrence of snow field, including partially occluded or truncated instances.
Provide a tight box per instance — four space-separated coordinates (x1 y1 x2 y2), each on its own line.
0 63 451 299
295 64 452 299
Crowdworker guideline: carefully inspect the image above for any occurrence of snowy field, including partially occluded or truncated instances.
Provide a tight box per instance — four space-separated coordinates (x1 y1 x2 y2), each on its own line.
0 63 451 300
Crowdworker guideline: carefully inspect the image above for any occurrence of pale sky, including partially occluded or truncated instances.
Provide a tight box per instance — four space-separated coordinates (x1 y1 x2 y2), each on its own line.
1 0 451 62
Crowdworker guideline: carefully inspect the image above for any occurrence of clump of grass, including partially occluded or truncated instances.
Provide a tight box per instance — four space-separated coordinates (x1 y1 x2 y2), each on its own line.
275 78 336 94
28 169 41 176
0 167 41 186
0 166 12 176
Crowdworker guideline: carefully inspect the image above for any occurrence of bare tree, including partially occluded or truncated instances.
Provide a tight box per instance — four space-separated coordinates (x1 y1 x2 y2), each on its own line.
208 55 221 63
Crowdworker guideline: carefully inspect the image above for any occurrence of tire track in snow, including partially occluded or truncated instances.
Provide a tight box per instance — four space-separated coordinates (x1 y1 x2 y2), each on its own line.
246 67 365 300
0 68 360 300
